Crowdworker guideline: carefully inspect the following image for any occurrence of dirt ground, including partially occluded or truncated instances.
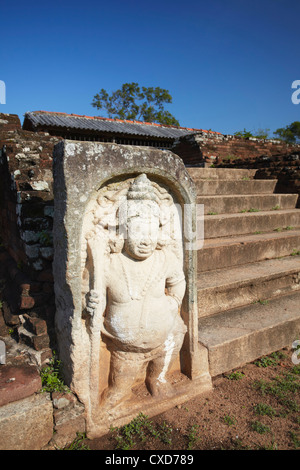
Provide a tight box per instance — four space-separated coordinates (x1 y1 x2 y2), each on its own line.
78 347 299 451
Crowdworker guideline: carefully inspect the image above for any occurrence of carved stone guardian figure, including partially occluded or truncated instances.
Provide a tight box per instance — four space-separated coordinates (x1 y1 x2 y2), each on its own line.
82 174 187 411
53 141 212 437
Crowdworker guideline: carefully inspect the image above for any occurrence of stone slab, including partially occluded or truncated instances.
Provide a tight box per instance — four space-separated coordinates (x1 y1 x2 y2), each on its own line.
193 179 276 196
203 209 300 239
187 167 258 180
87 372 212 439
198 193 298 215
0 364 42 406
198 291 300 376
197 255 300 316
197 229 300 272
0 393 53 450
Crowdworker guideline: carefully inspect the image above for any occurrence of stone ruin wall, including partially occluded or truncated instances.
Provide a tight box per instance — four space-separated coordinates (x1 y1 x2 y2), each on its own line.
0 112 300 362
172 132 300 207
0 113 61 362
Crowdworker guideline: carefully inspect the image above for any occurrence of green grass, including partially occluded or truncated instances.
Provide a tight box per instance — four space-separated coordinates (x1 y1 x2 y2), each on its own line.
251 420 271 434
291 249 300 256
253 403 276 417
62 433 90 450
109 413 174 450
252 366 300 414
290 431 300 449
225 371 245 381
240 208 260 213
253 299 269 305
254 351 286 368
254 356 278 368
186 424 200 450
223 414 237 426
274 226 294 233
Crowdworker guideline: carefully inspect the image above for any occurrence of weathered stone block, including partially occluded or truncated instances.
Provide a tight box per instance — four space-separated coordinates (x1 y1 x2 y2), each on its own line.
52 402 86 449
0 364 42 406
0 393 53 450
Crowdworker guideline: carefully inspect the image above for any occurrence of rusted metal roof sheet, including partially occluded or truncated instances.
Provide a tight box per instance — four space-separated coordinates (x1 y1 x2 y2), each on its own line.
23 111 220 139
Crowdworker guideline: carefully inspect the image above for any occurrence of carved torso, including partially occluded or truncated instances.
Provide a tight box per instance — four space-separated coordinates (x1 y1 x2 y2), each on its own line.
102 249 185 351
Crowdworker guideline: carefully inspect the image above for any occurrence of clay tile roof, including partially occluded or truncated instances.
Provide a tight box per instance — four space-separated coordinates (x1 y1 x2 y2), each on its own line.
23 111 221 139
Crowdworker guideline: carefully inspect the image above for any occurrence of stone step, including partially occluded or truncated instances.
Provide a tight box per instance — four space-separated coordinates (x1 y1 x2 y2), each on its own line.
193 179 277 195
198 290 300 377
197 255 300 318
197 229 300 272
201 209 300 239
188 167 258 180
198 193 298 215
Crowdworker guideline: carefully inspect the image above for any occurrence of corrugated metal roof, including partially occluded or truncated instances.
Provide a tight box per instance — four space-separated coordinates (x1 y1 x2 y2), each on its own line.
23 111 220 139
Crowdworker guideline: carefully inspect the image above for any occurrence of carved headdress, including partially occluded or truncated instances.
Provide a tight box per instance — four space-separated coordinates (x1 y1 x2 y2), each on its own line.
126 174 160 220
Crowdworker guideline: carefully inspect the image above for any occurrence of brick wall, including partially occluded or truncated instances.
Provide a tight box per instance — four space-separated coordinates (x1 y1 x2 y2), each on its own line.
172 132 300 167
215 152 300 208
172 132 300 207
0 113 61 361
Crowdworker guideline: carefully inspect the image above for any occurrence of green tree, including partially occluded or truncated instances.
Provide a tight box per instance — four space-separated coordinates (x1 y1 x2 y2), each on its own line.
274 121 300 143
234 128 254 138
234 128 270 139
91 82 179 126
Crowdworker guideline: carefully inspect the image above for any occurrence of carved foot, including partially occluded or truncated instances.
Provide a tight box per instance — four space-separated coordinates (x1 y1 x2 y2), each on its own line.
100 387 134 411
146 378 175 399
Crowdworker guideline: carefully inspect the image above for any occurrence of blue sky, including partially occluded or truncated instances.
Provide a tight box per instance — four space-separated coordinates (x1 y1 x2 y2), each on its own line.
0 0 299 135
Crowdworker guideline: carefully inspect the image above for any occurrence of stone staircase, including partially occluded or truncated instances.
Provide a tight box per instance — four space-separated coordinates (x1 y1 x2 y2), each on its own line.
188 168 300 377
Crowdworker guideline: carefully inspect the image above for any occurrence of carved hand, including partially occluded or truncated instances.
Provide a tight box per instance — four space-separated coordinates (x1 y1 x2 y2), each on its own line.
86 290 99 317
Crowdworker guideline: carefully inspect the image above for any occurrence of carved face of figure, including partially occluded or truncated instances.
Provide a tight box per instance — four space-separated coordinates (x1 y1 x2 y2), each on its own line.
124 201 160 260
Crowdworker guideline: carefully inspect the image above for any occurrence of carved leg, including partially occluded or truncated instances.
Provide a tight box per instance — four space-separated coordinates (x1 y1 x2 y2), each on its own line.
100 352 143 408
145 330 184 398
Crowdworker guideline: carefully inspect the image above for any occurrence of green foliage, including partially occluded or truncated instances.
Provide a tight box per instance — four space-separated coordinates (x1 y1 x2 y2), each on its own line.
253 299 269 305
253 368 300 414
63 433 90 450
91 82 179 126
234 128 254 138
39 230 53 247
274 121 300 143
291 249 300 256
253 403 276 417
255 128 270 139
251 420 271 434
254 356 278 368
225 371 245 381
223 414 236 426
234 128 270 139
186 424 200 450
254 351 285 368
109 413 175 450
40 352 69 393
290 431 300 449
